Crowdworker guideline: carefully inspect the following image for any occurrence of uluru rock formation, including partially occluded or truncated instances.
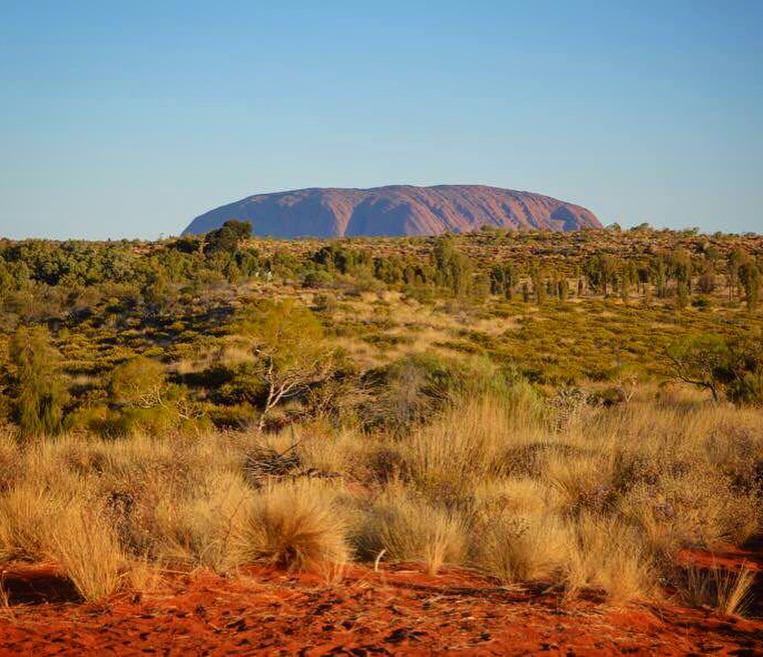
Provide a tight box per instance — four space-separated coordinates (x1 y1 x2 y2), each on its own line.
183 185 601 237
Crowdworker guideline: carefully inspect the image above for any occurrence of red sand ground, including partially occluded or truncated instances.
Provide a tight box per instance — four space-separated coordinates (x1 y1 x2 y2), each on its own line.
0 543 760 656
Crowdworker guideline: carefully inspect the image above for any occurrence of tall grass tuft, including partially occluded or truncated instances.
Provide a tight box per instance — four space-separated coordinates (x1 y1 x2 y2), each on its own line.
357 485 467 574
564 514 654 604
51 507 124 602
682 565 757 618
472 511 570 584
0 483 63 562
230 480 350 572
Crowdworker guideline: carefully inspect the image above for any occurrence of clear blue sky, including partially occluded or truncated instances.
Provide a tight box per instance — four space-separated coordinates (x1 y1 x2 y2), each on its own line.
1 1 762 239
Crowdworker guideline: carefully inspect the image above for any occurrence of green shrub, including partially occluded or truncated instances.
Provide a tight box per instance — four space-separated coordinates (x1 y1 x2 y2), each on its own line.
109 356 167 407
8 325 69 437
235 300 336 429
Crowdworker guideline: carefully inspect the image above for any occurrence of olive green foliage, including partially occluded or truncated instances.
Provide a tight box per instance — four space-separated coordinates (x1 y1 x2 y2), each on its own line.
109 356 167 407
204 220 252 255
725 336 763 407
364 353 516 433
0 228 759 437
489 262 516 299
103 356 201 436
666 333 763 405
584 254 618 296
235 299 336 428
738 259 761 310
666 335 731 402
433 235 473 296
8 326 69 436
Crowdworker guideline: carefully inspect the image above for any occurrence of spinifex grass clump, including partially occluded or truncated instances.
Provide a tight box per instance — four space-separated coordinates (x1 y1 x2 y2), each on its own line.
681 564 757 617
229 480 350 572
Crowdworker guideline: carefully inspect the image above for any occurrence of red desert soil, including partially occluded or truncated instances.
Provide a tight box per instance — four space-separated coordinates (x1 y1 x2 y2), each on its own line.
0 544 760 657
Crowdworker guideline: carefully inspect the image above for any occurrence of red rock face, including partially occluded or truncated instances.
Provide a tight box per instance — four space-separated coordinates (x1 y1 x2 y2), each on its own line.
183 185 601 237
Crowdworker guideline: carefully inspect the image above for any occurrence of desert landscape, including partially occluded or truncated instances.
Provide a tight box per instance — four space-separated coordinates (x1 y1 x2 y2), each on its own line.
0 225 760 654
2 3 762 654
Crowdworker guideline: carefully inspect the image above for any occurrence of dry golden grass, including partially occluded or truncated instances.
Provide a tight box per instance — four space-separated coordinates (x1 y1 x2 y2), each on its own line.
0 434 19 491
0 483 61 562
544 452 616 515
230 480 350 572
0 577 9 609
50 506 124 602
149 471 251 570
358 485 467 574
0 383 759 609
682 565 757 618
403 392 543 501
288 424 367 476
564 514 654 604
470 477 557 518
473 512 570 584
125 556 164 593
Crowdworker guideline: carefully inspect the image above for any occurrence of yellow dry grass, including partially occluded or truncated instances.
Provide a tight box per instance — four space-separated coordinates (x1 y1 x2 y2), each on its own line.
0 383 759 608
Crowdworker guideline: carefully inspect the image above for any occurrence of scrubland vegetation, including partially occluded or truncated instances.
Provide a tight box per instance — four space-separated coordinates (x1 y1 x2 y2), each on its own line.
0 223 761 617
